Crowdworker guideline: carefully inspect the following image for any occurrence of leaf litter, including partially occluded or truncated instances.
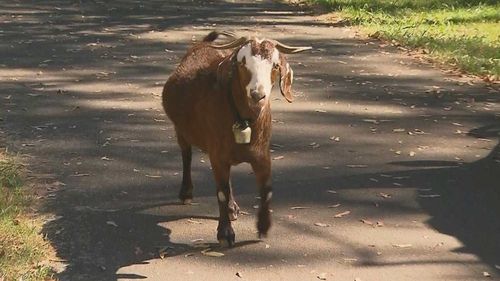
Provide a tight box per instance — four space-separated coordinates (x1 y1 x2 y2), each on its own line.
201 248 224 257
333 211 351 218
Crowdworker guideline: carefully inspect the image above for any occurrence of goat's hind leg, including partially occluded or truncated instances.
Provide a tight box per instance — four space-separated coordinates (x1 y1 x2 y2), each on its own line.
177 135 194 204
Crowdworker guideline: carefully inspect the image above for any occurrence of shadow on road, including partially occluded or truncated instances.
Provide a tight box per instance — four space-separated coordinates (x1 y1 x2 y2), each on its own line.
1 0 499 280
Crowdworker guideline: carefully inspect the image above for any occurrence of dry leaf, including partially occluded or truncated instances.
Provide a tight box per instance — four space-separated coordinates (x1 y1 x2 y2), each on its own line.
315 109 327 113
409 151 416 157
273 156 285 160
360 219 373 225
379 192 391 199
106 221 118 227
330 136 340 142
317 272 327 280
328 204 341 208
101 156 112 161
334 211 351 218
145 174 162 178
419 194 441 198
70 173 90 177
376 221 384 227
347 164 368 168
236 272 243 278
314 222 330 227
187 219 202 224
201 249 224 257
392 244 412 248
393 128 405 132
291 206 310 210
326 190 337 194
482 272 491 277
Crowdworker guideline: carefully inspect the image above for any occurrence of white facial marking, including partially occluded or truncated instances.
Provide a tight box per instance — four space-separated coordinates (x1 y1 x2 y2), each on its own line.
266 192 272 202
217 191 226 202
236 42 280 100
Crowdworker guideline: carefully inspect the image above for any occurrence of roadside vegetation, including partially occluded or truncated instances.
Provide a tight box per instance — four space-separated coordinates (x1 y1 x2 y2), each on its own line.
0 152 54 281
312 0 500 79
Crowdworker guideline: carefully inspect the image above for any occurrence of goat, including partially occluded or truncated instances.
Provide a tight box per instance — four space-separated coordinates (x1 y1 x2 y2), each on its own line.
162 31 311 246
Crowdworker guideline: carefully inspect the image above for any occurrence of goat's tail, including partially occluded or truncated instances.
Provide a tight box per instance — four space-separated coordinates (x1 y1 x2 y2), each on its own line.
203 30 236 42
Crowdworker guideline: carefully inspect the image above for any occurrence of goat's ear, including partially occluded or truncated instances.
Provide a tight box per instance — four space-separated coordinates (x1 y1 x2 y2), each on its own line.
279 54 294 103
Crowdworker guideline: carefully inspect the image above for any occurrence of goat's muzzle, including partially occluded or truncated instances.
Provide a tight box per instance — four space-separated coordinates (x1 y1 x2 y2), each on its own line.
250 89 266 102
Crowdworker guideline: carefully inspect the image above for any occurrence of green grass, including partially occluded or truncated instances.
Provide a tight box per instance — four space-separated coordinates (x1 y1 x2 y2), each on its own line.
313 0 500 78
0 153 54 281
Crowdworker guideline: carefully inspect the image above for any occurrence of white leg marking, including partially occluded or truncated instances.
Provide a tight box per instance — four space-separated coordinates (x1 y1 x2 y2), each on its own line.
266 191 272 202
217 191 226 202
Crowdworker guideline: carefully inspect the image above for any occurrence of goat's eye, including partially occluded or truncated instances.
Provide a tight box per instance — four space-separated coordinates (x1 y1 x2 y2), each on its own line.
273 64 279 70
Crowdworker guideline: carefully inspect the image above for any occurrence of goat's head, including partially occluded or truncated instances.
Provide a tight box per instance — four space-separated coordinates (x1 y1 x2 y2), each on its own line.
211 36 311 116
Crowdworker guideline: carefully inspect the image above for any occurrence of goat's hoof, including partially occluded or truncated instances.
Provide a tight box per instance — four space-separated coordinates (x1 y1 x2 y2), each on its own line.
228 201 240 221
257 210 271 237
217 226 235 247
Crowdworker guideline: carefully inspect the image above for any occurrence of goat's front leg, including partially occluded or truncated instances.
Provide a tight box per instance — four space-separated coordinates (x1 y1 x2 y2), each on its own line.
251 159 272 237
211 161 236 247
177 135 193 204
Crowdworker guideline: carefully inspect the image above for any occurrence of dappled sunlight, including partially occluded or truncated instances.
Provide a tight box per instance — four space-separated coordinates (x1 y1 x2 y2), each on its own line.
1 0 499 280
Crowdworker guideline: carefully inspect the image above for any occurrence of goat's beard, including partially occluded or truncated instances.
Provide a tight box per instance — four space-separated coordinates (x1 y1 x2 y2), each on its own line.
248 97 270 120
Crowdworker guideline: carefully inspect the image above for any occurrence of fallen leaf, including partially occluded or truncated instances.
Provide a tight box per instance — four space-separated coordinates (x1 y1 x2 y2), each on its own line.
101 156 112 161
201 249 224 257
409 151 416 157
343 258 358 262
328 204 341 208
315 109 327 113
363 119 380 124
236 272 243 278
418 194 441 198
70 173 90 177
273 155 284 160
392 244 412 248
145 174 162 178
347 164 368 168
379 192 391 199
317 272 327 280
376 221 384 227
330 136 340 142
314 222 330 227
483 272 491 277
326 190 337 194
393 128 405 132
187 219 202 224
290 206 310 210
106 221 118 227
360 219 373 225
334 211 351 218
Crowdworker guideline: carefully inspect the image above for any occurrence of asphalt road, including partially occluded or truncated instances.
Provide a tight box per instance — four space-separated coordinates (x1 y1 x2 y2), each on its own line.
1 0 499 280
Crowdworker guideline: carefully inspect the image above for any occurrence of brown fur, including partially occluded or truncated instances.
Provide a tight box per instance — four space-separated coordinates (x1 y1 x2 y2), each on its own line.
162 32 294 245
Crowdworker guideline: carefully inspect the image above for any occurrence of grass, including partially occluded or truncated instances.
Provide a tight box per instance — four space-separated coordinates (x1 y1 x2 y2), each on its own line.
312 0 500 79
0 152 54 281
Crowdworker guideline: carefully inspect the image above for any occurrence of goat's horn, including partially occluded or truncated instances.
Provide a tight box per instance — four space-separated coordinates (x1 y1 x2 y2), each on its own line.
272 40 312 54
208 36 249 50
219 30 237 38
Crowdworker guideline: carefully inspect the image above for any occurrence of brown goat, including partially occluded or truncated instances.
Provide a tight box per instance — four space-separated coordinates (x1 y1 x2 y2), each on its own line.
162 31 310 246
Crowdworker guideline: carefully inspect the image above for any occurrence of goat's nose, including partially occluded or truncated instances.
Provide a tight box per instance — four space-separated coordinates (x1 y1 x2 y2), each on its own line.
250 89 265 102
